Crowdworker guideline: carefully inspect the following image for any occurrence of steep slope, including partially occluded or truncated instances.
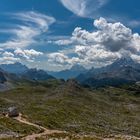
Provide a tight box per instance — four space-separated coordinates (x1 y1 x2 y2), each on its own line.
0 70 7 83
0 63 55 82
0 69 19 91
0 62 28 74
22 68 55 81
49 65 87 80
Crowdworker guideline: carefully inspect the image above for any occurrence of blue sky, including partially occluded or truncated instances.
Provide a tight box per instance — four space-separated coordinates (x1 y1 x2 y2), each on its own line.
0 0 140 71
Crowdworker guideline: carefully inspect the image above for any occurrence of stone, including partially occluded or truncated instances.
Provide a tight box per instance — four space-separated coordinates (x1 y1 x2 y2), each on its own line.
8 107 19 117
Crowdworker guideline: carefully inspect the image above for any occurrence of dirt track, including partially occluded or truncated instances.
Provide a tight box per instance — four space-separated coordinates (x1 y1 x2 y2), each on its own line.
14 113 65 140
4 113 140 140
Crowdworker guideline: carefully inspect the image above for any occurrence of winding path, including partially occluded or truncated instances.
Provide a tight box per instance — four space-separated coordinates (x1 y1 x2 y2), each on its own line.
14 113 66 140
7 114 140 140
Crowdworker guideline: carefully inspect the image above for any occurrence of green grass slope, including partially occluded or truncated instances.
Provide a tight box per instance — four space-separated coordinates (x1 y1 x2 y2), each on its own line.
0 80 140 138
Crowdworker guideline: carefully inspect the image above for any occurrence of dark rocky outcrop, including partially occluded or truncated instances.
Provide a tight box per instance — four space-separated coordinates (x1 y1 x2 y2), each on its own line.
8 107 19 117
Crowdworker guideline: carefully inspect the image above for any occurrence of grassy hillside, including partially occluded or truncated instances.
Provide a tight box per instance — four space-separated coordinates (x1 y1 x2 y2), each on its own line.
0 80 140 139
0 117 41 138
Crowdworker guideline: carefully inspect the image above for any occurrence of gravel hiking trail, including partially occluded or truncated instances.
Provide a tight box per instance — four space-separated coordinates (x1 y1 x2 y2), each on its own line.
14 113 66 140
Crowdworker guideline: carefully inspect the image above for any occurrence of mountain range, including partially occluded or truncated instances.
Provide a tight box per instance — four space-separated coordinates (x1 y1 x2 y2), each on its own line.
21 68 55 81
77 57 140 87
0 57 140 89
0 62 28 74
0 64 55 91
48 64 88 80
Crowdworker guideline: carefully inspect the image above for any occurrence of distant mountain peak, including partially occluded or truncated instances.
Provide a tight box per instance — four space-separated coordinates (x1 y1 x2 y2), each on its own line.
14 62 22 65
76 56 140 87
13 62 27 67
116 56 134 63
0 62 28 74
70 64 86 71
49 64 88 80
22 68 55 81
111 57 136 68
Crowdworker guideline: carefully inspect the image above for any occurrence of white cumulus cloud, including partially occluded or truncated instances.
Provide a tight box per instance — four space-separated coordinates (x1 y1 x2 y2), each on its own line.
48 17 140 68
14 49 43 61
48 52 69 64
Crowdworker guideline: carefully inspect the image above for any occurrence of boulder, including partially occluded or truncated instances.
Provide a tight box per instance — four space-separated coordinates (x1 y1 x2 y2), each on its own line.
8 107 19 117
